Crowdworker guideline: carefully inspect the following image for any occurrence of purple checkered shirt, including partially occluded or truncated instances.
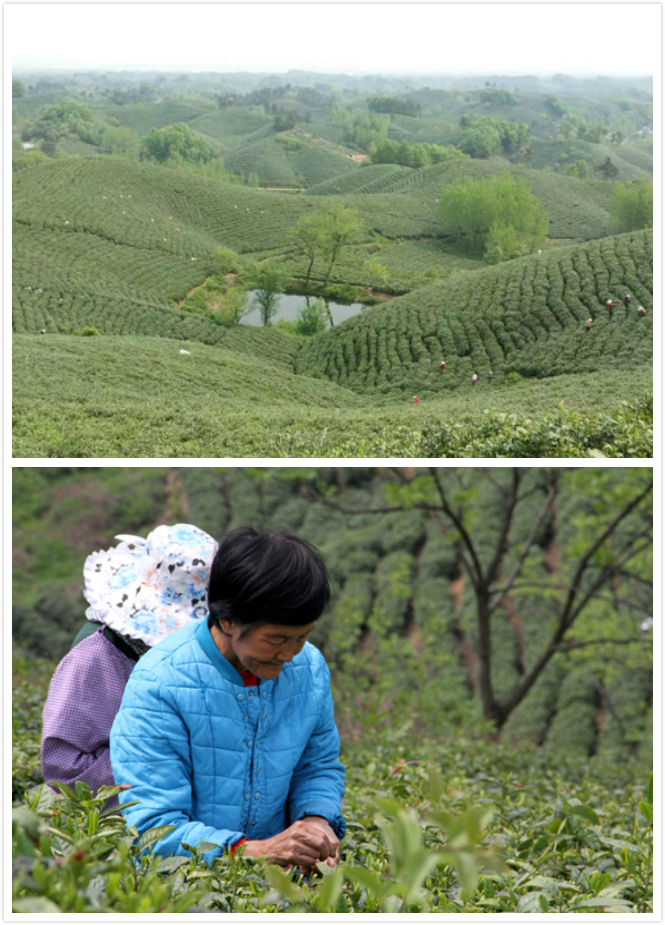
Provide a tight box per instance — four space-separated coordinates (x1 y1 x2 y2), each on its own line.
41 627 136 808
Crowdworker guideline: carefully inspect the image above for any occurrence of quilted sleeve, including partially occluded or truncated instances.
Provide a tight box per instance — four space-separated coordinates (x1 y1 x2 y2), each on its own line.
286 663 346 839
109 667 246 863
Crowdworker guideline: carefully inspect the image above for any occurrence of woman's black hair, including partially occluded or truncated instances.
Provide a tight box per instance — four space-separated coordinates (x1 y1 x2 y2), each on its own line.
207 527 331 635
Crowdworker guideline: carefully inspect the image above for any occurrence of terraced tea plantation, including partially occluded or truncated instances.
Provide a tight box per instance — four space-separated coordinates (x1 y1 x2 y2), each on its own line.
12 74 653 457
296 231 653 394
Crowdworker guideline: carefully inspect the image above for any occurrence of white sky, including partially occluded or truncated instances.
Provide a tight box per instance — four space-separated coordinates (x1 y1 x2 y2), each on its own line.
6 3 659 77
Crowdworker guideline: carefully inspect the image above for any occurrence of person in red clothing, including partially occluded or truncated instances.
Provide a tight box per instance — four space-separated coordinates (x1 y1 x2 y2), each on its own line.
440 361 447 372
605 299 614 318
413 395 421 405
471 373 480 385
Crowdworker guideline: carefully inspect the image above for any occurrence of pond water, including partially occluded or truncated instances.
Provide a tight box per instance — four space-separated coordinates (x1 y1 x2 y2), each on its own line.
241 291 366 327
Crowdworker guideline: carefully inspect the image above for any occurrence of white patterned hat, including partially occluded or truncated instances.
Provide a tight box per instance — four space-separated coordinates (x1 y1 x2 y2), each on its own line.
83 524 218 647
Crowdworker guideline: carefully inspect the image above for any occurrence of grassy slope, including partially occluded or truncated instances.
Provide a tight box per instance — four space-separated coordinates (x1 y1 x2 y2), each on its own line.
12 157 652 458
296 231 653 394
13 334 651 457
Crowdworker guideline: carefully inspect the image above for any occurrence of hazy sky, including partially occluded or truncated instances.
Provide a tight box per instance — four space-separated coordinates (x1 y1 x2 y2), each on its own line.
7 3 658 76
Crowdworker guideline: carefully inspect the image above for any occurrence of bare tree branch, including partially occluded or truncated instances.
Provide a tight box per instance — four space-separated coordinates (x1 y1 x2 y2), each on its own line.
564 533 652 632
558 479 653 632
428 467 484 587
551 636 644 652
488 478 559 616
484 469 521 589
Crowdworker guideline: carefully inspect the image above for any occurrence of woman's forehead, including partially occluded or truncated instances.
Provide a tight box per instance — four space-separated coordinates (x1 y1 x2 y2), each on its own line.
258 622 315 638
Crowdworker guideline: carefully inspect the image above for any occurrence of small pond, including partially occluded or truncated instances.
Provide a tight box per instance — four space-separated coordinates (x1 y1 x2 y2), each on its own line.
241 291 366 327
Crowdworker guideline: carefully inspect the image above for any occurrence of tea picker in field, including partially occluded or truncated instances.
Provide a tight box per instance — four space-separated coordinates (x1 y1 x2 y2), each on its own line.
585 318 594 331
638 305 647 317
605 298 614 318
41 525 217 809
110 527 345 873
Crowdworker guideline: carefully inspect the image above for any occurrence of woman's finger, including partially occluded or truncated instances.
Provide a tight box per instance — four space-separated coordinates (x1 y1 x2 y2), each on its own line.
297 829 334 859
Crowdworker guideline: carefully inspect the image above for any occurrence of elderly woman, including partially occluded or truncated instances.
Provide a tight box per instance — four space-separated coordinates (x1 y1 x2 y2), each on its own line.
41 524 218 807
110 527 345 871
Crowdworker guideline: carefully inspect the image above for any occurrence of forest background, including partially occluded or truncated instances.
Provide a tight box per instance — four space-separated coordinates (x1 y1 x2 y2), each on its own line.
11 466 655 914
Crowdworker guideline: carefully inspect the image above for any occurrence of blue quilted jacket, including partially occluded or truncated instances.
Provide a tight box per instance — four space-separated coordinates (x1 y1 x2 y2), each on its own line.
109 619 345 863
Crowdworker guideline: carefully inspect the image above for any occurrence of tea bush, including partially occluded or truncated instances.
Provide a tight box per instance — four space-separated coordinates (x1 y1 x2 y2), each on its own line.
12 670 653 914
296 230 653 394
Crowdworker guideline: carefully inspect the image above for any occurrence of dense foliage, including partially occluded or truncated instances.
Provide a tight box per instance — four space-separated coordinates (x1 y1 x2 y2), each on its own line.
12 336 652 457
22 97 101 153
457 114 530 158
12 726 653 914
369 139 465 168
438 173 548 260
610 179 653 233
139 122 215 165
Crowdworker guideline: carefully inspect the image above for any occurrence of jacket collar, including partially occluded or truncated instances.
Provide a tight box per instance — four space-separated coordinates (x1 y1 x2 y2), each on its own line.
195 619 247 686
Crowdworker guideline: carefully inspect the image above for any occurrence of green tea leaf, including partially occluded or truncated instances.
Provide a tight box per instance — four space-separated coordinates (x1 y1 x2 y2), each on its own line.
137 824 177 851
638 801 652 823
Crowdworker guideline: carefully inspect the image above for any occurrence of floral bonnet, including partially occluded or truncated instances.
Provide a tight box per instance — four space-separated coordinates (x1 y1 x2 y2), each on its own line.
83 523 218 647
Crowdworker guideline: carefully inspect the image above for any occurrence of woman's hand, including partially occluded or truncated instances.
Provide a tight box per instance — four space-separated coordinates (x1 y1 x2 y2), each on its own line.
297 816 340 872
242 817 339 868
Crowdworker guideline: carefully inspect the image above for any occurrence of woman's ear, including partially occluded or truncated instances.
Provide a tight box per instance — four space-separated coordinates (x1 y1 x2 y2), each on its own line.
218 618 237 638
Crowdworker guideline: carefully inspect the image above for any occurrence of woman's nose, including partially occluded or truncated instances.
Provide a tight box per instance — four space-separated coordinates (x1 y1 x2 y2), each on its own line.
277 641 299 662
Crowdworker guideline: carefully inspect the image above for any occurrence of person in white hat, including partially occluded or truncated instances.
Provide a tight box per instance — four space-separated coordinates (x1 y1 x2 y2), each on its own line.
40 524 218 807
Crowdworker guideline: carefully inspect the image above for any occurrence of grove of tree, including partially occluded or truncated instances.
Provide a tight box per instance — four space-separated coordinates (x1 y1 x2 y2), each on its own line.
610 179 653 233
139 122 215 165
439 172 548 261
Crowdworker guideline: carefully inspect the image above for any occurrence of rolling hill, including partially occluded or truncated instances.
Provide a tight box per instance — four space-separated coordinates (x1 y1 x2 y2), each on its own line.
12 129 652 458
296 230 653 394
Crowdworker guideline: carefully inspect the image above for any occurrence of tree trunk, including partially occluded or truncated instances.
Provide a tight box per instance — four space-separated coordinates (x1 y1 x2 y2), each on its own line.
476 592 504 727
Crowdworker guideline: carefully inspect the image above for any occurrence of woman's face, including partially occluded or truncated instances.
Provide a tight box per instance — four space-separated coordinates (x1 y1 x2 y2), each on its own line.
217 620 316 680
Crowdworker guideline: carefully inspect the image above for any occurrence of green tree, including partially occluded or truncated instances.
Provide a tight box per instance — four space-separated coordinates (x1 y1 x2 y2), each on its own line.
290 467 652 730
483 222 522 265
24 97 101 146
439 173 548 259
565 160 589 179
217 287 250 326
211 247 240 275
458 114 528 158
610 179 653 232
458 123 502 158
139 123 214 165
333 108 390 150
289 204 362 296
363 260 391 289
249 267 287 326
12 79 26 98
289 212 331 293
273 110 297 132
320 203 363 287
295 298 328 336
593 156 619 180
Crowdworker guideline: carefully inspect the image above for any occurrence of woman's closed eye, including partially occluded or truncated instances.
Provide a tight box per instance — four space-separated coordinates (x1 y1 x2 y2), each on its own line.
268 635 308 646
